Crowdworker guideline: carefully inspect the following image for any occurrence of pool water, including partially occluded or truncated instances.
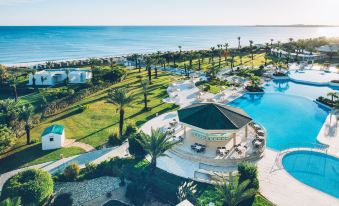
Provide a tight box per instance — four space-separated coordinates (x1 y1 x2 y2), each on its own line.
283 151 339 198
228 80 332 151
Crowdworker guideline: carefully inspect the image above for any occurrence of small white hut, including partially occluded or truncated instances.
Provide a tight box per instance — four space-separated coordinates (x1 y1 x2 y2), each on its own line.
41 124 65 150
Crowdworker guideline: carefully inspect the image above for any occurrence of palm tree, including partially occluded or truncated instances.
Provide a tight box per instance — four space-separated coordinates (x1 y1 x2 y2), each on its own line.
65 68 70 85
270 38 274 48
327 92 338 102
210 47 215 62
145 57 154 84
9 77 18 102
230 55 235 72
0 65 8 85
40 76 46 86
178 46 182 54
131 54 140 70
216 175 256 206
20 104 34 144
140 80 149 110
46 61 53 69
249 40 254 60
0 197 22 206
224 43 229 63
30 69 37 89
137 128 178 173
237 37 241 52
265 43 270 55
107 87 134 137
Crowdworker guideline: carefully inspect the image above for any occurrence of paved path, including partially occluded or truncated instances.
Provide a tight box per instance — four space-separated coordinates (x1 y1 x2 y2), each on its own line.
64 139 96 152
258 149 339 206
0 142 129 191
317 112 339 157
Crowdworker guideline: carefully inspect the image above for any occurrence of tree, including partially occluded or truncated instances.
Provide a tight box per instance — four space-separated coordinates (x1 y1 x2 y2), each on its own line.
9 77 18 102
224 43 229 63
210 47 215 62
140 80 149 110
107 87 134 137
40 76 46 86
0 65 8 85
327 92 338 102
65 68 70 85
0 197 21 206
249 40 254 60
177 181 197 204
249 76 261 88
0 124 15 153
145 57 154 84
238 162 259 191
31 69 37 88
216 175 256 206
137 128 178 174
131 54 140 70
0 99 20 129
237 36 241 52
20 104 34 144
178 45 182 54
270 38 274 48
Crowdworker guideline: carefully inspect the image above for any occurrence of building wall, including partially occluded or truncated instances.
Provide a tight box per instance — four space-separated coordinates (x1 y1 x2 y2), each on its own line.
41 131 65 150
28 70 92 86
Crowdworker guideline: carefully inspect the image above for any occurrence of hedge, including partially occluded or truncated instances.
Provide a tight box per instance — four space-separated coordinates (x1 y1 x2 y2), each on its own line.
1 169 54 205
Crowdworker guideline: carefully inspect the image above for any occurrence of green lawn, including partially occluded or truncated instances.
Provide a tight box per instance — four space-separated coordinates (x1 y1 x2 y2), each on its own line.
0 145 84 174
174 53 272 71
0 69 178 173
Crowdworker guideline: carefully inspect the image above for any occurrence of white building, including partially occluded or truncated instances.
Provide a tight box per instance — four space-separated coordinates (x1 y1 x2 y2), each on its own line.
41 124 65 150
28 68 92 86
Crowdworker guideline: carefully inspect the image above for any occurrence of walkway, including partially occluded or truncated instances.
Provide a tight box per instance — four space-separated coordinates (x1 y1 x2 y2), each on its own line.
258 149 339 206
0 143 129 191
64 139 96 152
317 112 339 157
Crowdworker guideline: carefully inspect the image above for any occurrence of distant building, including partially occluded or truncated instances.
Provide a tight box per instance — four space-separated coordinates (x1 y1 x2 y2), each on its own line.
176 200 194 206
28 68 92 86
41 124 65 150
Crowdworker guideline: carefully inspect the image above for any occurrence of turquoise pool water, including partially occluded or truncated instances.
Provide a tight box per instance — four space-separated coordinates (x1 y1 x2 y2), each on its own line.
283 151 339 198
228 80 332 151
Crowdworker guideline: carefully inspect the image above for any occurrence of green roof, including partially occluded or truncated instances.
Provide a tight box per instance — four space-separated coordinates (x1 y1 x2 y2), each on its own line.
177 103 252 130
41 124 65 136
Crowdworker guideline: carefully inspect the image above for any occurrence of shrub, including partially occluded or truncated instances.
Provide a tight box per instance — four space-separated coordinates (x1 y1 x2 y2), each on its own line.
52 193 73 206
63 163 80 181
128 133 146 159
1 169 53 205
238 161 259 191
125 182 147 206
108 131 122 146
125 122 137 138
0 197 21 206
77 104 89 112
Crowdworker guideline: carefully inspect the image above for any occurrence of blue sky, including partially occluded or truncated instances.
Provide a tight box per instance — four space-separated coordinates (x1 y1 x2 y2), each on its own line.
0 0 338 25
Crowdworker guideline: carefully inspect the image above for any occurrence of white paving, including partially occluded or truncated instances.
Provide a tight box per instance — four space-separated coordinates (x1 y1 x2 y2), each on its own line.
317 112 339 157
258 149 339 206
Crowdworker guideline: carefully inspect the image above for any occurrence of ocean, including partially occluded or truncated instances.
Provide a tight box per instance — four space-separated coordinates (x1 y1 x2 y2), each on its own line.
0 26 338 65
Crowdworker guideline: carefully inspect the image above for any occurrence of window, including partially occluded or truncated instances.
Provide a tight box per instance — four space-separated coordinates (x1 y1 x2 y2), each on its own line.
50 138 54 142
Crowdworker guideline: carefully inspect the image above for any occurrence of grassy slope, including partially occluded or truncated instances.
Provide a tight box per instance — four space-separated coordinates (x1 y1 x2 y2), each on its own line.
0 69 178 173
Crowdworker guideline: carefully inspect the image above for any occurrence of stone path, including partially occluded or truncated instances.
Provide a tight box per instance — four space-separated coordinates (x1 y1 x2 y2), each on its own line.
0 142 129 191
64 139 96 152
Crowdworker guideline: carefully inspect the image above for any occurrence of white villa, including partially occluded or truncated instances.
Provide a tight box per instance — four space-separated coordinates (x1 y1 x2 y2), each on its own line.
41 124 65 150
270 48 324 62
28 68 92 86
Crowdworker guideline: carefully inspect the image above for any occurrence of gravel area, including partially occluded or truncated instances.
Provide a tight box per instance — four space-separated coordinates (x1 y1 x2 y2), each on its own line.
54 176 120 206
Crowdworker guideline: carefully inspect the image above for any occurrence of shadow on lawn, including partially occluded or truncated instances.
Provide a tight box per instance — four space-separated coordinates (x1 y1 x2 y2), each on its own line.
0 144 53 174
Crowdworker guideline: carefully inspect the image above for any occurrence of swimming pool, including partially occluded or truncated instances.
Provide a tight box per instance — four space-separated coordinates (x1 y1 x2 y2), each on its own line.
228 80 332 151
282 151 339 198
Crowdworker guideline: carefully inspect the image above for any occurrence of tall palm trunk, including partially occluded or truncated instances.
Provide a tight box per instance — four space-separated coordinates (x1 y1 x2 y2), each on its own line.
119 108 124 137
148 67 152 84
25 124 31 144
150 157 157 174
155 67 158 78
144 92 148 109
13 86 18 102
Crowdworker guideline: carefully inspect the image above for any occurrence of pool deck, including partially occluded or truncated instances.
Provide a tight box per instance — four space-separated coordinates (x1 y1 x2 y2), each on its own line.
258 149 339 206
317 112 339 157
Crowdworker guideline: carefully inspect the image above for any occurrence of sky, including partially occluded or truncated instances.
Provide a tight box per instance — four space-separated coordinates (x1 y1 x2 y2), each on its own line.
0 0 338 26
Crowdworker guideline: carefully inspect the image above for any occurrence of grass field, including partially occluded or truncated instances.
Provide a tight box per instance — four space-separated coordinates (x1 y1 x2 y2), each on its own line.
0 69 178 173
175 53 272 71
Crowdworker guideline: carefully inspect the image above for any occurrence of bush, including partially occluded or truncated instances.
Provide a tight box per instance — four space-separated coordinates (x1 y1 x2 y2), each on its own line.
108 131 122 146
64 163 80 181
1 169 53 205
238 162 259 190
77 104 89 113
125 182 147 206
52 193 73 206
128 133 146 159
125 122 137 138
